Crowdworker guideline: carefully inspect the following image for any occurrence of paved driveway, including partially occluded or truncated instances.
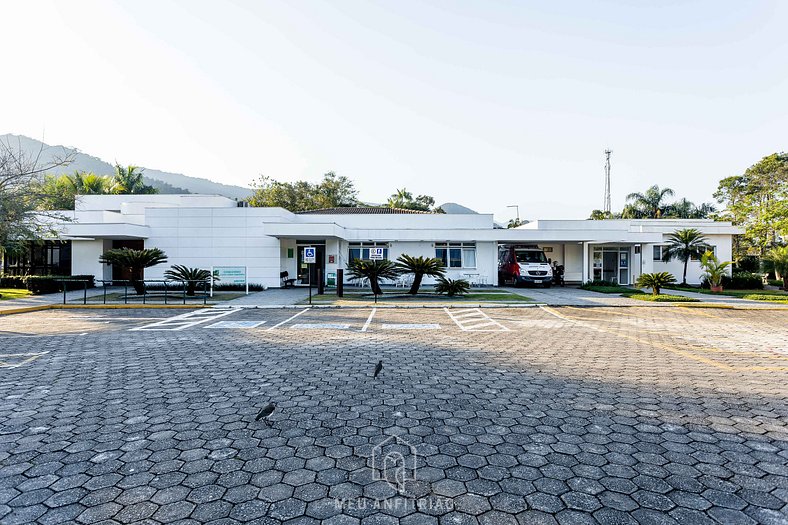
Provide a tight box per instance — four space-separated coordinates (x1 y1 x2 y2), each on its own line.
1 307 786 524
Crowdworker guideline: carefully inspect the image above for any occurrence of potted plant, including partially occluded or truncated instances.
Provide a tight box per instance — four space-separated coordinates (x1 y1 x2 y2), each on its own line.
700 250 731 292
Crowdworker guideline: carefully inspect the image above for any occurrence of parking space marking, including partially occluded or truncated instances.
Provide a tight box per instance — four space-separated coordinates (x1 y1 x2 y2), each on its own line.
205 320 267 329
130 308 238 331
445 308 510 331
0 352 49 369
266 308 310 331
291 323 350 330
361 308 376 332
382 323 441 330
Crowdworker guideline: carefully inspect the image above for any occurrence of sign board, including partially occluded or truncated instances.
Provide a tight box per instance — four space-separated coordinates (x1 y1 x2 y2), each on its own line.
304 247 316 264
211 266 248 296
369 247 385 260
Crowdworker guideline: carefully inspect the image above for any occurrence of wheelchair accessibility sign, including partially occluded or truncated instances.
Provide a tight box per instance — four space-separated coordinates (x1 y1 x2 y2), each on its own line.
304 247 316 264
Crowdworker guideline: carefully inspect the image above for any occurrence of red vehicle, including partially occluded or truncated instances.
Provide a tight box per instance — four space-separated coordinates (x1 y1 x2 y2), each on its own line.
498 245 553 287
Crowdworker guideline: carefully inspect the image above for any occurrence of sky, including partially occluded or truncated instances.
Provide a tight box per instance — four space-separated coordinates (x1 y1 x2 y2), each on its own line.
2 0 786 220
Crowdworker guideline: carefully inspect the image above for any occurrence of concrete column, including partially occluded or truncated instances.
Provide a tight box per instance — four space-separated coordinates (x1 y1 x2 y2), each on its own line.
582 242 589 283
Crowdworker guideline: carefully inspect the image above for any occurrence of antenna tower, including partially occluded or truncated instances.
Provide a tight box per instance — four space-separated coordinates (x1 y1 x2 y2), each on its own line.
603 149 612 214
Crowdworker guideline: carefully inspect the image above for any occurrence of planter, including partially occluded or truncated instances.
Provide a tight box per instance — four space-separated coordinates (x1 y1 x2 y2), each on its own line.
710 285 723 293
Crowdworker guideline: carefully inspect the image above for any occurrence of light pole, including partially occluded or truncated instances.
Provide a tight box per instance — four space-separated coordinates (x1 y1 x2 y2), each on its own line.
507 205 520 225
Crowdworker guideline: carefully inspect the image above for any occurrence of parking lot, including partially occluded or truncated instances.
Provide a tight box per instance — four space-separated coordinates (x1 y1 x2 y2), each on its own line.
1 306 787 524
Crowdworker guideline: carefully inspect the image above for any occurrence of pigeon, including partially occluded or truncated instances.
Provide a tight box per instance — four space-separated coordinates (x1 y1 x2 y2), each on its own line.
373 360 383 379
256 403 276 424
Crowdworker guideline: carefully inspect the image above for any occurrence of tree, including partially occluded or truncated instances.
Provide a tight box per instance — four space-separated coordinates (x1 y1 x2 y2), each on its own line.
0 136 75 254
346 259 400 295
395 254 446 295
625 185 675 218
635 272 676 295
663 198 717 219
164 265 217 296
714 153 788 259
699 250 732 290
248 172 358 211
662 228 710 285
70 171 112 194
111 165 157 194
34 174 80 210
99 248 167 295
387 188 444 213
764 246 788 290
588 210 615 220
507 218 527 228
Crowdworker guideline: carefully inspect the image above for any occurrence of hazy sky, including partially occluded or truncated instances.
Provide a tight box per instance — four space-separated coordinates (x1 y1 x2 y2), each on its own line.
3 1 786 220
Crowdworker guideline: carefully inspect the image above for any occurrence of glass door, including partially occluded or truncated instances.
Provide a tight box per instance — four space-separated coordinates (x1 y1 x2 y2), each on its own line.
618 251 629 285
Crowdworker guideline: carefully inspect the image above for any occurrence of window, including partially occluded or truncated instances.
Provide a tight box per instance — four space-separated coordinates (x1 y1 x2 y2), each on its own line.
691 245 716 261
435 242 476 268
514 250 548 264
653 245 664 261
348 242 388 262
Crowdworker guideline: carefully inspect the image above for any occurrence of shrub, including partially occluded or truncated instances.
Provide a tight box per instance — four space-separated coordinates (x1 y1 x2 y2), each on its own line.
0 275 94 294
635 272 677 295
164 265 218 296
581 279 618 288
734 256 761 274
434 277 470 296
714 272 763 290
767 279 783 287
741 294 788 303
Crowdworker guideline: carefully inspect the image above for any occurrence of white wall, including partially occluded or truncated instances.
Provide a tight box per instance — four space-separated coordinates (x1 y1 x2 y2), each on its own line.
143 207 282 289
71 239 111 281
645 234 732 285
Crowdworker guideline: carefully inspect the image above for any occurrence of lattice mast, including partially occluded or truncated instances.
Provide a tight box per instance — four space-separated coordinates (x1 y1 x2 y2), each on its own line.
603 149 612 214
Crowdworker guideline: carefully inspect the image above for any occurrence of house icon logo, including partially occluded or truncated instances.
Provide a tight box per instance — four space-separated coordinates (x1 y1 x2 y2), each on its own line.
370 435 419 493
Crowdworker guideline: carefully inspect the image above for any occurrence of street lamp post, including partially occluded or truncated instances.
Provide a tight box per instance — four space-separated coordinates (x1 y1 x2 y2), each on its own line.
507 205 520 225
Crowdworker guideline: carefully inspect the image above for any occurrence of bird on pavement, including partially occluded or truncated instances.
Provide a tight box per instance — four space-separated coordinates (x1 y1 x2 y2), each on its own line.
256 403 276 424
373 360 383 379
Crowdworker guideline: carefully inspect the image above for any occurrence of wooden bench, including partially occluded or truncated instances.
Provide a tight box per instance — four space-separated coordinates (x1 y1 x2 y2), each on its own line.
280 271 296 288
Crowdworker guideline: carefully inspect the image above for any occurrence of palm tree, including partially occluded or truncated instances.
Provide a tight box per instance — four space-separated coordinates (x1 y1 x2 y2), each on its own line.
395 255 446 295
346 259 401 295
68 171 111 194
387 188 412 208
625 185 675 218
699 251 732 290
99 247 168 294
635 272 677 295
764 246 788 290
112 164 157 194
662 228 710 285
164 265 218 296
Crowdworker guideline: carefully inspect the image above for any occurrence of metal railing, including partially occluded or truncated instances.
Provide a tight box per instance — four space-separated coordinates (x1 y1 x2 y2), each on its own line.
56 279 211 305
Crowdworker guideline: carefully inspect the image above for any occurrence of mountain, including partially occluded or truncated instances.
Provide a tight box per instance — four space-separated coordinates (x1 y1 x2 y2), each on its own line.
439 202 478 214
1 134 253 199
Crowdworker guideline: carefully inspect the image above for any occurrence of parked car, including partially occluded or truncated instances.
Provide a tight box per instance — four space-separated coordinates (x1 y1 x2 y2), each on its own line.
498 245 553 287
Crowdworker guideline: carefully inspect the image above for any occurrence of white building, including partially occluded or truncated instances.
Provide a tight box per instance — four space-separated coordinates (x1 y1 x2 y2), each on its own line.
5 194 741 287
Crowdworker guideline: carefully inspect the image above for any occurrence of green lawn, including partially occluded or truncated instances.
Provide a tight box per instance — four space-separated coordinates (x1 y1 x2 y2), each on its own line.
0 288 32 300
628 293 699 303
302 291 532 304
665 286 788 302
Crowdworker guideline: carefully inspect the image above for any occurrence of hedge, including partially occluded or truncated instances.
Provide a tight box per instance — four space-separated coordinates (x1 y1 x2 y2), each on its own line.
0 275 95 295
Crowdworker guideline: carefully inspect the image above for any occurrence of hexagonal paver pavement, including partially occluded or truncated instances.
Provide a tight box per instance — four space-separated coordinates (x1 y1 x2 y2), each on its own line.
0 306 786 523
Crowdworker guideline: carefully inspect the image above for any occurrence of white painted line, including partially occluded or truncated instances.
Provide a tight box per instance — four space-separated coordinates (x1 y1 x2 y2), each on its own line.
291 323 350 330
382 323 441 330
130 309 238 331
361 308 376 332
444 307 510 332
205 320 267 329
0 352 49 369
266 308 310 331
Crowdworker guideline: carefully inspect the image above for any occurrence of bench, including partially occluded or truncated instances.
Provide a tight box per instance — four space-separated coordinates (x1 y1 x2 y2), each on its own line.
280 271 296 288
